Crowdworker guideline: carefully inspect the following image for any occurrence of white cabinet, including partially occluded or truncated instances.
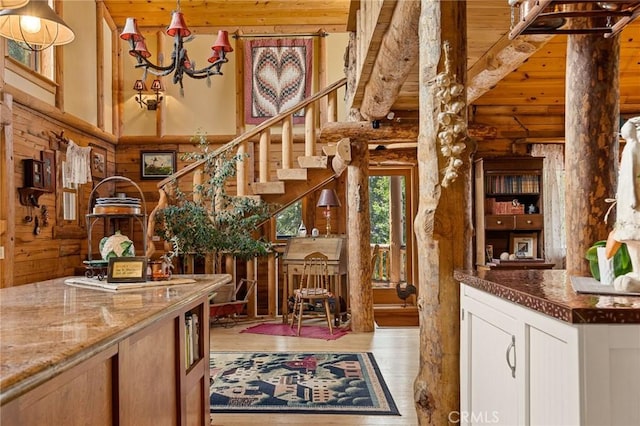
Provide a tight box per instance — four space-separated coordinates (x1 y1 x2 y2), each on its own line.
460 283 640 426
460 294 521 425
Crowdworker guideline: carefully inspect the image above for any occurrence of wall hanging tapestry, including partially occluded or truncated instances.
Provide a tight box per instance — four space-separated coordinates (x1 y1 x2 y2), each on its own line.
210 351 400 416
244 38 313 124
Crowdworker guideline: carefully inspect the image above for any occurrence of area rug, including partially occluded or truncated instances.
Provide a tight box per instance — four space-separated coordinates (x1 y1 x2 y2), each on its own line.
240 322 349 340
209 351 400 416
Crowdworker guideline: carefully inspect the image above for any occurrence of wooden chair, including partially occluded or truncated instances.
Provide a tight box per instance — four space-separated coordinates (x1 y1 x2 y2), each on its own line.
209 278 257 327
290 251 334 336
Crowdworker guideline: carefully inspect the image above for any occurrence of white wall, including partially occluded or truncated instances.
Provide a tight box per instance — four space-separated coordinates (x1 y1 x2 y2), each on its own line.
63 1 98 126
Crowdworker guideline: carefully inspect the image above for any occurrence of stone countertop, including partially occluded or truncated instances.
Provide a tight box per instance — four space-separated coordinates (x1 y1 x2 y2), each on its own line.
454 269 640 324
0 274 231 405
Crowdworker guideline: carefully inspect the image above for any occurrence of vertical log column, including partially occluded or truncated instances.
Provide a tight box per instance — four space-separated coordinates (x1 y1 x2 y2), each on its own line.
565 9 620 276
389 176 402 284
414 1 470 423
0 94 14 288
347 139 374 332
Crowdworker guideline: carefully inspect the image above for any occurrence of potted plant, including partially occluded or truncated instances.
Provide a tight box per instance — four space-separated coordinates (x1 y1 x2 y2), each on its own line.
154 134 273 272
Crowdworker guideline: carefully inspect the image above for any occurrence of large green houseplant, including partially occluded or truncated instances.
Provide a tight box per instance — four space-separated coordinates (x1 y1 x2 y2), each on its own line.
154 134 273 270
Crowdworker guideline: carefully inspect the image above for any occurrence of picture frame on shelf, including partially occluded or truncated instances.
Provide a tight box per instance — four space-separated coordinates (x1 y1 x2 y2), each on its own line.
107 256 148 283
510 232 537 259
141 151 176 179
91 146 107 180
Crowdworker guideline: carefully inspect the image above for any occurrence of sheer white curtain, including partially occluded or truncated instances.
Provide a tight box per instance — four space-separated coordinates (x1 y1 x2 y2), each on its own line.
531 144 566 268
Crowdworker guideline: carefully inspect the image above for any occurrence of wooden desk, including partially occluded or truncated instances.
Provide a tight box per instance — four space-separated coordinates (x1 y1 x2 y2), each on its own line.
282 236 347 325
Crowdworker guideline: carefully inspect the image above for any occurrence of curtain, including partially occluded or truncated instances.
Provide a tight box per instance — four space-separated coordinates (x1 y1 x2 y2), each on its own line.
531 144 566 268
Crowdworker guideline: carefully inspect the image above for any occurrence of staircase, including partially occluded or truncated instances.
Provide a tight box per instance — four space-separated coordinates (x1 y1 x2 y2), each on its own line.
155 78 348 211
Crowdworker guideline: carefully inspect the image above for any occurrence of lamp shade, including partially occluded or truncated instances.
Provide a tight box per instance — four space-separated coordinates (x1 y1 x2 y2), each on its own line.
133 79 147 91
212 30 233 53
317 189 341 207
0 0 29 9
0 0 75 49
120 17 143 41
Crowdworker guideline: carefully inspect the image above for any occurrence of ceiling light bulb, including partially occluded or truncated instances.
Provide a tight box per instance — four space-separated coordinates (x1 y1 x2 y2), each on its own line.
20 15 41 34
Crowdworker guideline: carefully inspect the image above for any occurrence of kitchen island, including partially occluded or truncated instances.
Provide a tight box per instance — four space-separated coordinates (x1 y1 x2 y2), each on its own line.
455 269 640 426
0 274 231 426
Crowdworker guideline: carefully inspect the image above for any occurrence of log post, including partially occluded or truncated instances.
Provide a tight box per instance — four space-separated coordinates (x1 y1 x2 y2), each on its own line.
414 1 471 423
304 103 316 156
0 93 15 288
282 115 293 169
565 7 620 276
259 129 271 183
347 139 374 332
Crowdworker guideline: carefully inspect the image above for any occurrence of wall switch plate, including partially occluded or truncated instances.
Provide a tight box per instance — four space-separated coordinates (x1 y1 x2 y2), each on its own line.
0 246 4 260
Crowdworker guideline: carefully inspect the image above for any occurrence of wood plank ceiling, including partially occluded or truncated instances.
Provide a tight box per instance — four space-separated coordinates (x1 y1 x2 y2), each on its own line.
103 0 640 131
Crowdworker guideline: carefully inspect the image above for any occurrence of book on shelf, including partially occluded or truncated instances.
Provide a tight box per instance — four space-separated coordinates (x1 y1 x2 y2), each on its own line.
185 312 200 369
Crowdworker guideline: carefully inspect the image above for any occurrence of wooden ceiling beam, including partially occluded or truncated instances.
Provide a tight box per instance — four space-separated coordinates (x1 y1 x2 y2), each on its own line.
467 33 555 104
358 0 420 120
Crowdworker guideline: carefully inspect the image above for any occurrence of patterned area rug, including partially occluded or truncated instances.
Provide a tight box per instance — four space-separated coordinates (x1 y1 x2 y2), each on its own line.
209 352 400 416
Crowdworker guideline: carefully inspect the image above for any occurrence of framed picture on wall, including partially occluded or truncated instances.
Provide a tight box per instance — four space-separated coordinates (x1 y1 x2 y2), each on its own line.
141 151 176 179
40 150 55 192
510 233 537 259
91 146 107 179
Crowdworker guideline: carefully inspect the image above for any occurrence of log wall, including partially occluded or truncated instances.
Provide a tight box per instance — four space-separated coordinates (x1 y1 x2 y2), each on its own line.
7 105 115 287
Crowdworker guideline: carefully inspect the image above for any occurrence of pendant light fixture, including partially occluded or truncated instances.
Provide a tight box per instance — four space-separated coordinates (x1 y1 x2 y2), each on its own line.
120 0 233 95
0 1 29 9
0 0 75 51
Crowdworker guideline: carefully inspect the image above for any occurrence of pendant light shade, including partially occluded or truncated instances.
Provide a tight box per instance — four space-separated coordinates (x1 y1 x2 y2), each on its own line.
0 0 75 51
0 0 29 9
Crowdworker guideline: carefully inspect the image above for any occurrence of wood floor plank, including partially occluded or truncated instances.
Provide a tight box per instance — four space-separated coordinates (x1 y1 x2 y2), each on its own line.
209 320 419 425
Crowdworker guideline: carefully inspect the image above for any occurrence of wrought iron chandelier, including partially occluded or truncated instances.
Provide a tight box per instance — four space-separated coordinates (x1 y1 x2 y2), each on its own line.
120 0 233 95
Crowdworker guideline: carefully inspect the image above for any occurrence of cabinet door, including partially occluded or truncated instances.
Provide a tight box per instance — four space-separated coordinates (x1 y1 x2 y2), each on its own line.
461 291 521 425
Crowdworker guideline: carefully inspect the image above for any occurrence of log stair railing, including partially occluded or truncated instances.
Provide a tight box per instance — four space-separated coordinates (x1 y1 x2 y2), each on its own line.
146 79 349 318
155 78 347 205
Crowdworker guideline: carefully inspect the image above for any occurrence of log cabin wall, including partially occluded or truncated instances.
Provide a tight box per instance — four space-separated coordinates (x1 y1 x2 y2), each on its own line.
5 103 115 286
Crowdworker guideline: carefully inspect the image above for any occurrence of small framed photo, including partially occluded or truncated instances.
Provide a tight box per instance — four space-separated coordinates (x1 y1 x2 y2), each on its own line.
91 146 107 180
107 256 148 283
510 232 537 259
485 245 494 263
141 151 176 179
40 151 55 192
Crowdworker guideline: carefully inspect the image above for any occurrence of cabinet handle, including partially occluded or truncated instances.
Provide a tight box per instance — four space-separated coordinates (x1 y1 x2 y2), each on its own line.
505 335 516 378
496 220 502 225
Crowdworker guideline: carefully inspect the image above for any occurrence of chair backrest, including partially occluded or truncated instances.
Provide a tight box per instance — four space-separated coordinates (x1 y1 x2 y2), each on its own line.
300 251 330 292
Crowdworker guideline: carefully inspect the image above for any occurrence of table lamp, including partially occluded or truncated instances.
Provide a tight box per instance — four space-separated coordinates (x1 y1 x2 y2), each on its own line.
317 188 341 236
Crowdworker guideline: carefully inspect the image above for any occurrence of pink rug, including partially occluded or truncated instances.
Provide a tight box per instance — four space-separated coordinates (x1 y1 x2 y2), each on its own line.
240 322 349 340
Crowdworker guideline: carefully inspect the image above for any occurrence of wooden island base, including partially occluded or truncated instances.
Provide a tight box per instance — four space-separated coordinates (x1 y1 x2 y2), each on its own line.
0 275 232 426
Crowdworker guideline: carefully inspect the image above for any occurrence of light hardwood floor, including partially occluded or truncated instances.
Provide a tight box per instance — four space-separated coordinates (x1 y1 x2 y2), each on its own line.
210 319 419 426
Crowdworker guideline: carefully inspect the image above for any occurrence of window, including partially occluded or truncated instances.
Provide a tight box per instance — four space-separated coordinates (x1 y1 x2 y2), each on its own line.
7 40 38 70
276 201 302 239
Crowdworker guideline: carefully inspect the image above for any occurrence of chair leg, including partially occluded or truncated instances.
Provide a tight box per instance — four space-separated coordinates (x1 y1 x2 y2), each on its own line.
296 300 305 336
323 299 333 335
290 297 299 329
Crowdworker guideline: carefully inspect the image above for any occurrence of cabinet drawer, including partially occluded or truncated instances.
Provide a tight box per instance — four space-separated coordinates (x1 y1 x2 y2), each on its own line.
515 214 543 229
485 215 515 230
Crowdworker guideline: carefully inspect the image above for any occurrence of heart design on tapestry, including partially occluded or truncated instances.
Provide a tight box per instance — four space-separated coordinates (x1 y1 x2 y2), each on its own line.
244 38 312 124
252 49 305 115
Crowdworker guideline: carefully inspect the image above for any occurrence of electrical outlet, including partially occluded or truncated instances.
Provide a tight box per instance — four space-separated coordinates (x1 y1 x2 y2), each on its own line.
0 246 4 260
152 235 161 241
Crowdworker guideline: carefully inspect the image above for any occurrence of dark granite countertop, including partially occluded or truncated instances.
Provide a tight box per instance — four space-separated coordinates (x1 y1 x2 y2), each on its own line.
454 269 640 324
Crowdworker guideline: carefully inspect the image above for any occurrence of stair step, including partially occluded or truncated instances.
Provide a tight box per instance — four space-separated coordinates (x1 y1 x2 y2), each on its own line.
251 181 285 195
298 156 328 169
374 304 419 327
277 168 308 181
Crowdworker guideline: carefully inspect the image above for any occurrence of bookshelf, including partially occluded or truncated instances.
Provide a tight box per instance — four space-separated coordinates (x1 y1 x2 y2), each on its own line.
475 157 551 268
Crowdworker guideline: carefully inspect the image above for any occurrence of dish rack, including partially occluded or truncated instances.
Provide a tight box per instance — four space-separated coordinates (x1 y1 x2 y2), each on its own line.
84 176 148 279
